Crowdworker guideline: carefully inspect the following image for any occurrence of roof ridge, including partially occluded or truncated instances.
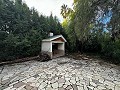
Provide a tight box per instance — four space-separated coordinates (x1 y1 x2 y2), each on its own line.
42 35 67 42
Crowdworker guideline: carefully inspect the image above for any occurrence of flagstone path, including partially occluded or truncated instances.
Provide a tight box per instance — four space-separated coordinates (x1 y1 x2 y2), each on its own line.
0 57 120 90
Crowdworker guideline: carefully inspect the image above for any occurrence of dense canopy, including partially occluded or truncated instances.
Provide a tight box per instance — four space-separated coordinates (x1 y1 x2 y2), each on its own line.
0 0 64 61
61 0 120 64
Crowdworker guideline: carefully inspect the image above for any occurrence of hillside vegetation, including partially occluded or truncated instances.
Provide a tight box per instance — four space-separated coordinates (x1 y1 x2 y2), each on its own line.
0 0 64 61
61 0 120 64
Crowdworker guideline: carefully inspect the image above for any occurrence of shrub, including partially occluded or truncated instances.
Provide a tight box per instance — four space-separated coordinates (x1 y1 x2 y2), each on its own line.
83 36 102 53
101 40 120 64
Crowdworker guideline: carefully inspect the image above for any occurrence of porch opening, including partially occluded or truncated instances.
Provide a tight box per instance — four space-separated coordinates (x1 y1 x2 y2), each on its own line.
52 43 64 58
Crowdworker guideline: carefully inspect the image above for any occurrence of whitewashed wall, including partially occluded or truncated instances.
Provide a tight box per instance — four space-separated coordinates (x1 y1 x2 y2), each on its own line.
58 43 64 50
41 41 52 52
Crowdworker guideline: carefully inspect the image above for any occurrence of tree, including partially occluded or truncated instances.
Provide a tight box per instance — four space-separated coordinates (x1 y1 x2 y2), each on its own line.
61 0 96 52
0 0 63 61
61 0 120 64
61 4 72 19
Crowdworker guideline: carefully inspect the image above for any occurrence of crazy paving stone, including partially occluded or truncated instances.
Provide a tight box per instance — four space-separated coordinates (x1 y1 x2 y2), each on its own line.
115 85 120 90
52 82 59 89
13 82 25 88
0 57 119 90
63 84 68 88
1 79 10 85
46 87 53 90
24 84 33 90
50 79 56 84
38 82 47 89
70 79 76 84
33 74 39 78
58 83 64 87
72 84 78 90
77 86 84 90
66 85 73 90
16 85 26 90
90 81 97 87
87 86 94 90
31 87 38 90
58 87 65 90
58 78 65 83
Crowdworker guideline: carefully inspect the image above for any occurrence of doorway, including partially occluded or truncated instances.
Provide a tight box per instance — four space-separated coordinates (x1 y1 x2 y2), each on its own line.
52 43 64 58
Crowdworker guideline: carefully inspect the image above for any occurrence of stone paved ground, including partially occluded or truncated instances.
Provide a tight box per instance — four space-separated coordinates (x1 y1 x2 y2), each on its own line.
0 57 120 90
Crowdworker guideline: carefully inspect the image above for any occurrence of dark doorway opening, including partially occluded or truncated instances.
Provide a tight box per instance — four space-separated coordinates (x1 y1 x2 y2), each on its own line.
52 43 58 55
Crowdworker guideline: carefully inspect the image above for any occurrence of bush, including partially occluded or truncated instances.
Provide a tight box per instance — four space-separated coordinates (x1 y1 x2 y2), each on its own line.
101 40 120 64
83 36 102 53
0 33 41 62
38 53 51 62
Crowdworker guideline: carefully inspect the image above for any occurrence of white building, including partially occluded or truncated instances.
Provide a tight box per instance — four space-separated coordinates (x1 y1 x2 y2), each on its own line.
41 34 67 59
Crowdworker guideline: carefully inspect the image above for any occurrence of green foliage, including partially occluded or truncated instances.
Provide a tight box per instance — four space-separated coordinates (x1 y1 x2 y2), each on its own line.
83 36 102 53
0 0 63 62
61 0 120 64
61 4 73 19
101 40 120 64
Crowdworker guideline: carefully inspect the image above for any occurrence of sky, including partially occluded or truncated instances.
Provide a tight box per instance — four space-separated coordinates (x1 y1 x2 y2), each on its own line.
23 0 73 22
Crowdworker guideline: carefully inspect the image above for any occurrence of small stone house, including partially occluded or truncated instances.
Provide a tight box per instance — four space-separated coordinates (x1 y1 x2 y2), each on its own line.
41 34 67 59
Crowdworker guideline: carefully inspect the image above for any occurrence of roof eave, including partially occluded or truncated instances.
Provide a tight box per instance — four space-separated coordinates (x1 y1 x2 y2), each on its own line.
42 35 67 42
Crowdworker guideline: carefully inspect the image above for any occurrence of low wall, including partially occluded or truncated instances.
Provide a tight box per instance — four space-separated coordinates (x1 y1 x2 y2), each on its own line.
41 51 52 59
52 50 65 59
42 50 65 59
